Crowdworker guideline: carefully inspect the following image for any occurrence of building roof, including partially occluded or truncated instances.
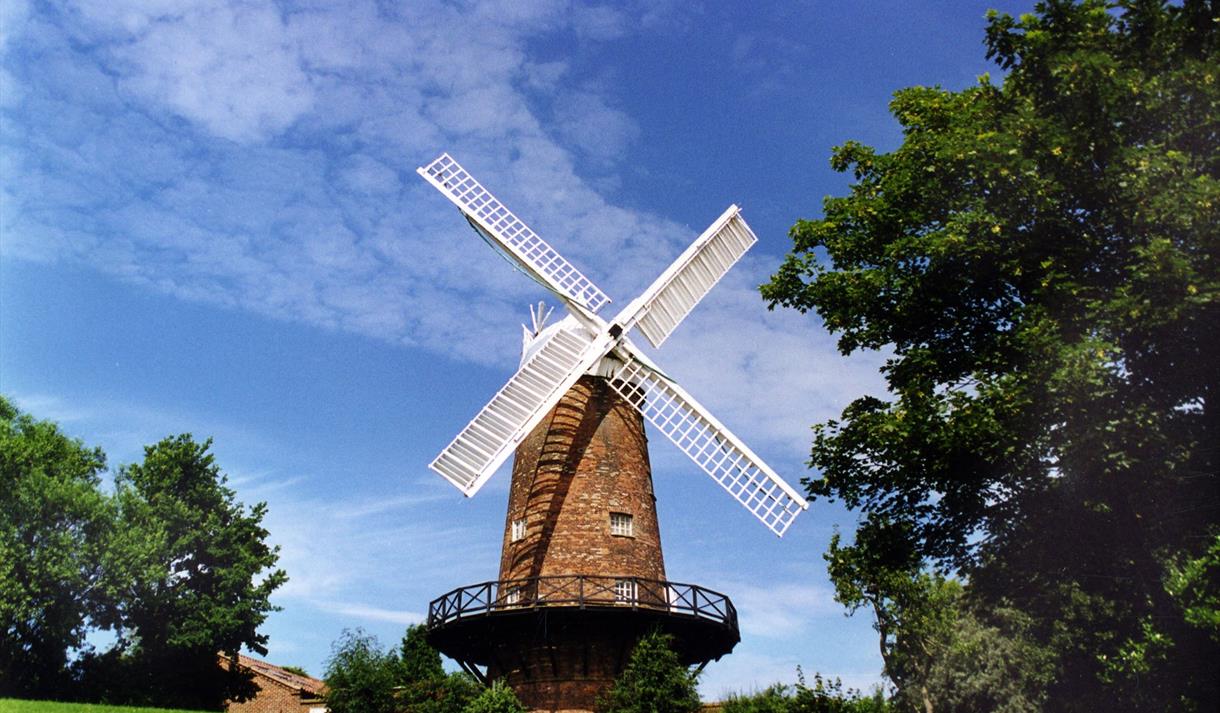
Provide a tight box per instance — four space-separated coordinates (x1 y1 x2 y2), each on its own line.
224 653 327 698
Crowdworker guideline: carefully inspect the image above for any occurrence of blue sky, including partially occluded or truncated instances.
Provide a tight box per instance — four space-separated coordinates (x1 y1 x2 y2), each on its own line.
1 0 1033 698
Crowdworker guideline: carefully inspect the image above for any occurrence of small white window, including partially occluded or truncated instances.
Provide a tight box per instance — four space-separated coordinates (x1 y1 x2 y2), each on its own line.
613 578 637 603
505 587 521 605
609 512 633 537
511 518 526 542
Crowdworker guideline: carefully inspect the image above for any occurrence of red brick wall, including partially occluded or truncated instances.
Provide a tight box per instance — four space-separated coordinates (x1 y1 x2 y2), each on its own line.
227 679 324 713
499 375 666 584
492 375 670 711
491 617 643 713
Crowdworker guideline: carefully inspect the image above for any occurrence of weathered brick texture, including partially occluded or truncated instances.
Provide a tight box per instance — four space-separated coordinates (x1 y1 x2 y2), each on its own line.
499 375 666 584
223 654 327 713
227 679 325 713
491 375 669 711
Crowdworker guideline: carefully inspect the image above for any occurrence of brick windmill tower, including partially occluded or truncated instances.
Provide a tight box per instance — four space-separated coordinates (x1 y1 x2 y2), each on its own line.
416 154 807 712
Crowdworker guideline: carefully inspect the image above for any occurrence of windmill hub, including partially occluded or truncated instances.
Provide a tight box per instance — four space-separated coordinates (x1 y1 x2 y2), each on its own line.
416 153 808 712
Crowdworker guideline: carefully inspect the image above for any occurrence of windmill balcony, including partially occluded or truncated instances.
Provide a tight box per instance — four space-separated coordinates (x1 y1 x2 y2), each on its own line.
425 574 740 683
428 574 737 626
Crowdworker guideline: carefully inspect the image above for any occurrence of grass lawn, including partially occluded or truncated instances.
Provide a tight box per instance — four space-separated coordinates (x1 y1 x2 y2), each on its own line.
0 700 213 713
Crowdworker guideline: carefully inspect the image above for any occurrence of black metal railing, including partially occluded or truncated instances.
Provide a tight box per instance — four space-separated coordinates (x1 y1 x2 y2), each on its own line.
427 575 737 630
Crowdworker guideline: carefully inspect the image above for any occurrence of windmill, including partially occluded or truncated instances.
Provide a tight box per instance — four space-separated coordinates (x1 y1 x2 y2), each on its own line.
417 152 807 712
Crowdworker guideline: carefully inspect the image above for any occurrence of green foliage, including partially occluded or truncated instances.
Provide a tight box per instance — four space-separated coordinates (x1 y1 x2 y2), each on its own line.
0 698 212 713
723 684 793 713
790 672 889 713
722 673 890 713
1164 531 1220 637
398 623 480 713
279 665 311 678
324 629 401 713
401 673 482 713
824 526 958 713
105 435 287 709
460 681 525 713
0 397 109 697
599 632 701 713
764 1 1218 710
0 398 287 707
922 605 1055 713
324 625 480 713
401 624 445 683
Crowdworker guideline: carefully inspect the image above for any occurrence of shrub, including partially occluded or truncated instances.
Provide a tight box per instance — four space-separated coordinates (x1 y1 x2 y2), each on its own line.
600 632 701 713
462 680 526 713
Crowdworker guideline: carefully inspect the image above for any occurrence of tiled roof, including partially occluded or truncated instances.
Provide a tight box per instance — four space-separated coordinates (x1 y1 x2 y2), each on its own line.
226 653 327 697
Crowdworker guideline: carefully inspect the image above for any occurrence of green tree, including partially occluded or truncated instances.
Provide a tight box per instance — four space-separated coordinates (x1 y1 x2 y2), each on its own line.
401 623 445 683
824 525 957 713
109 435 287 709
764 1 1218 709
0 396 110 697
324 629 401 713
922 605 1054 713
399 623 481 713
462 681 525 713
410 672 483 713
600 631 701 713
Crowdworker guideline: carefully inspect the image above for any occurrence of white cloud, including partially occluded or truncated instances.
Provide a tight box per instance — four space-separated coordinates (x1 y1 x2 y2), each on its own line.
553 87 640 164
76 2 316 142
0 0 30 54
3 0 717 370
569 3 628 40
729 581 839 639
314 602 425 626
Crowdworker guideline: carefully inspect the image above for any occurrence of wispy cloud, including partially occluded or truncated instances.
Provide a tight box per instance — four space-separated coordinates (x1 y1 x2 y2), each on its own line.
1 0 889 692
729 581 839 639
2 0 698 367
314 602 426 627
1 0 886 460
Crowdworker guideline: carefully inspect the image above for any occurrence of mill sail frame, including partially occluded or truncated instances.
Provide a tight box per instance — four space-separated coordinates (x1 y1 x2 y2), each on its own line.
418 152 808 536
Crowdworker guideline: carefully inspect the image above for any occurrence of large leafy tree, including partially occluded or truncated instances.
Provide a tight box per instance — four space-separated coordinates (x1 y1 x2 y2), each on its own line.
111 434 287 709
824 524 959 713
764 1 1218 709
0 396 110 696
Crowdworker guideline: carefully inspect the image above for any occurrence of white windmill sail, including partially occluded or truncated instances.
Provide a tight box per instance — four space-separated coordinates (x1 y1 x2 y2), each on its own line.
622 205 758 348
430 320 611 496
417 153 611 315
419 150 808 536
608 345 808 537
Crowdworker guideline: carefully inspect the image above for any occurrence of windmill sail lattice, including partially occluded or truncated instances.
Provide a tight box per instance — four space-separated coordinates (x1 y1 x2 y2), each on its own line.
418 153 611 314
628 205 758 349
609 349 805 536
430 323 608 496
418 152 808 536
